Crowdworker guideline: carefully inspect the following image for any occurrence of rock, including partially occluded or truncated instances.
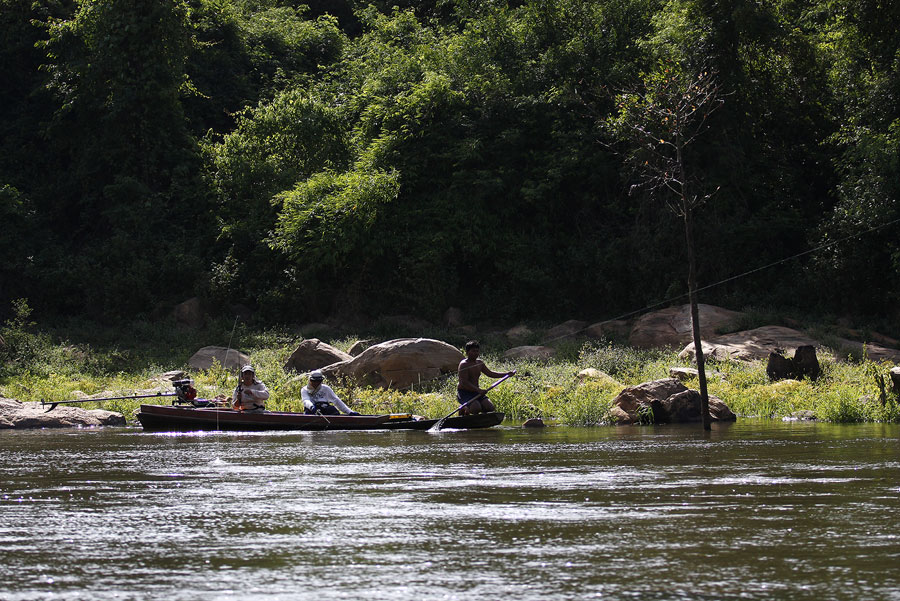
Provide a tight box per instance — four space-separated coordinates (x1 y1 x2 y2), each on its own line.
159 370 187 382
678 325 900 364
837 327 900 348
502 346 556 361
793 345 820 380
348 339 375 356
708 395 737 421
766 346 820 381
607 378 736 425
575 368 620 388
188 346 251 372
576 368 610 381
443 307 464 328
766 352 795 380
679 326 820 362
661 389 702 423
585 320 630 341
298 322 336 339
669 367 698 381
669 366 724 381
630 304 745 349
544 320 588 345
608 379 686 424
523 417 545 428
783 410 817 422
831 339 900 363
321 338 462 389
0 397 125 429
283 338 353 373
892 367 900 394
173 297 205 329
506 325 534 342
669 367 725 382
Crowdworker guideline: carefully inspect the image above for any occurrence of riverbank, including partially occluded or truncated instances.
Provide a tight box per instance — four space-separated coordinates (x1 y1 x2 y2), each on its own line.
1 312 898 425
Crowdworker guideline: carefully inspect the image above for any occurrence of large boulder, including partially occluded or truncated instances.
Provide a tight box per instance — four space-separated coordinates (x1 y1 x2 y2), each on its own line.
321 338 462 389
679 326 820 362
503 345 556 361
443 307 464 328
173 297 206 329
283 339 353 373
544 320 588 345
585 320 630 341
506 324 534 343
892 367 900 394
679 325 900 364
607 378 736 425
793 345 821 380
831 339 900 363
347 339 375 356
188 346 251 372
630 304 745 349
0 397 125 429
766 352 795 380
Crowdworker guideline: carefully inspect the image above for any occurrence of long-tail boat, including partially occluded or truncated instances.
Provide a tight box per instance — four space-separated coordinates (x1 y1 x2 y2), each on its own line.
135 403 504 432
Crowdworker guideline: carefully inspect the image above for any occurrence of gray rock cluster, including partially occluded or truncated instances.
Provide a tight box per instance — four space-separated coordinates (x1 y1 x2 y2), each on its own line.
0 397 125 429
607 379 736 425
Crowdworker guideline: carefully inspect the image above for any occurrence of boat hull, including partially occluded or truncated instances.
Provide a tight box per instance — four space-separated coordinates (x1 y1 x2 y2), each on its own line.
136 404 504 432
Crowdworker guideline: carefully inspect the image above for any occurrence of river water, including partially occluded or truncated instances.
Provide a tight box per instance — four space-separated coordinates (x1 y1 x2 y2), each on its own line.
1 421 899 601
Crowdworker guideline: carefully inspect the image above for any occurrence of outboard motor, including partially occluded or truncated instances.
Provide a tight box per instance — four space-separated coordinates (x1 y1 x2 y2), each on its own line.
172 379 199 405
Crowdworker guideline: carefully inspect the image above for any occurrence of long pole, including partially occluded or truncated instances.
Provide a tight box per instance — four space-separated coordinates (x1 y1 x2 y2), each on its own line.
42 393 175 412
683 204 711 431
432 373 513 430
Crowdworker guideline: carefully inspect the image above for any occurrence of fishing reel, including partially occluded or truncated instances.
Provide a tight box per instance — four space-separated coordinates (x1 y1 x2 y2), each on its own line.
172 379 198 404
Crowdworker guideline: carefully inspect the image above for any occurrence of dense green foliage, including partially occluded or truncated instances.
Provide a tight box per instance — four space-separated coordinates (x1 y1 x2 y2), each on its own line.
2 0 899 328
2 316 898 424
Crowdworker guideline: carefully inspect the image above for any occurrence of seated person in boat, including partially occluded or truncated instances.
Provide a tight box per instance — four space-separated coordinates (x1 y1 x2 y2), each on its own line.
457 340 515 415
302 370 360 415
233 365 269 412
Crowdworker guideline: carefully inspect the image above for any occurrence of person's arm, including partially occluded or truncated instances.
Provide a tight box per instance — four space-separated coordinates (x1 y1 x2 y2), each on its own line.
482 364 515 379
324 386 353 414
232 384 242 408
300 387 314 410
250 382 269 401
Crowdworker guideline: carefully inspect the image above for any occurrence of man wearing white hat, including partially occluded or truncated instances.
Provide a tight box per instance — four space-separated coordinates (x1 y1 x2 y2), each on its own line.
232 365 269 412
301 370 359 415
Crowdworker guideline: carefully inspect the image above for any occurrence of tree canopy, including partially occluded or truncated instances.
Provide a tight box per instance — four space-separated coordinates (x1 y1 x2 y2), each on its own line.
2 0 898 328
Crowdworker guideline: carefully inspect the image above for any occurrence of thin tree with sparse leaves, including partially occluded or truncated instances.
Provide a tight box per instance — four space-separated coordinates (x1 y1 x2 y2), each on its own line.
609 64 724 430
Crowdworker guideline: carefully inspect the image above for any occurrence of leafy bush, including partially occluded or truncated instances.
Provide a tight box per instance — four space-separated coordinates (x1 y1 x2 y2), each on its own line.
0 299 51 375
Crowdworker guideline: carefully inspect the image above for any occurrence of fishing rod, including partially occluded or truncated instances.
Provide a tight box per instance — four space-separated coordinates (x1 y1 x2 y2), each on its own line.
41 380 199 412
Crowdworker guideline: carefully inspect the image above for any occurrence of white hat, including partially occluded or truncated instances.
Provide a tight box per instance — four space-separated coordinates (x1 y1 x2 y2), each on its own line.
309 370 324 381
241 365 255 373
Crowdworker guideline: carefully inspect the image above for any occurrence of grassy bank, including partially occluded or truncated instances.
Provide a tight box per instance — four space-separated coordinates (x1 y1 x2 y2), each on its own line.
1 308 898 424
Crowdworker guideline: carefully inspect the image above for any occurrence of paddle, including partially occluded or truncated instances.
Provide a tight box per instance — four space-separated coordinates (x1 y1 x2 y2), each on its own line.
431 372 514 431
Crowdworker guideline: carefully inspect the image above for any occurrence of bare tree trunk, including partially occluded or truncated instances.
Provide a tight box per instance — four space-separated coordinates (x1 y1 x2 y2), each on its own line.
683 207 711 430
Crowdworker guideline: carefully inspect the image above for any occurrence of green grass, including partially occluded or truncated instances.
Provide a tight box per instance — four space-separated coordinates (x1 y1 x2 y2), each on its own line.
1 313 898 425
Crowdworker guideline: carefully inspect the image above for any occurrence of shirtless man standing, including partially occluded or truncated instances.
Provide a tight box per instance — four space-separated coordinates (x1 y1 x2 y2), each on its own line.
457 340 515 415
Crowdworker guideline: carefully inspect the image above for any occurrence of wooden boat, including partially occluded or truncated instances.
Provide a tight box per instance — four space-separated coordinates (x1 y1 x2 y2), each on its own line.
136 403 504 432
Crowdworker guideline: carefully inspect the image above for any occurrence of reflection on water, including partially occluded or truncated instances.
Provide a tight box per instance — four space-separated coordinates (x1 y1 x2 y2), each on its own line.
1 421 899 600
